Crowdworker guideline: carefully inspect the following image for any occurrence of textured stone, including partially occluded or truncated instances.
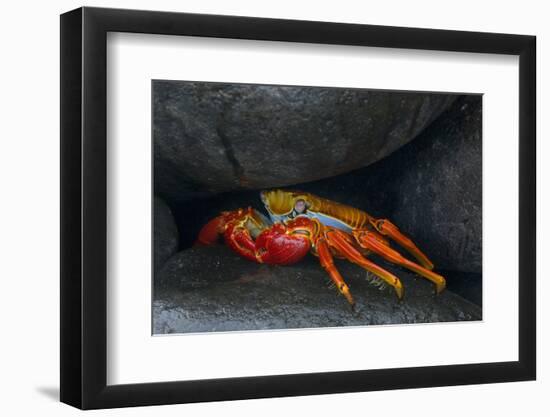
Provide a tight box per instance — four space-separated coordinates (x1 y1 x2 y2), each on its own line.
156 245 261 291
154 196 179 272
389 95 482 273
153 81 456 201
264 95 483 274
153 246 481 334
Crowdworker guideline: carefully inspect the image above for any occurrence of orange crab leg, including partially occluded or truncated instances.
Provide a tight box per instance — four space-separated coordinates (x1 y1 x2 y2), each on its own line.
326 229 404 299
371 219 434 270
317 238 355 306
354 230 446 294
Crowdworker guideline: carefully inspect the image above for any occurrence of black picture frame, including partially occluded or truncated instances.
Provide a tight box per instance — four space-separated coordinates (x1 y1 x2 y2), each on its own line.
60 6 536 410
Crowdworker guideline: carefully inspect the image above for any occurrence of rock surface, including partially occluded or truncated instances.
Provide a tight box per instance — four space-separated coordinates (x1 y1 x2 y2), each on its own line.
153 246 481 334
389 96 482 273
154 196 179 272
153 81 456 201
267 95 483 274
156 245 261 290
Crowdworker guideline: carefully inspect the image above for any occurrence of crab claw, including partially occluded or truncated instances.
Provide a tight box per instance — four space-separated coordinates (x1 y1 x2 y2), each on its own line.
254 223 311 265
196 208 259 246
197 208 311 265
196 215 226 245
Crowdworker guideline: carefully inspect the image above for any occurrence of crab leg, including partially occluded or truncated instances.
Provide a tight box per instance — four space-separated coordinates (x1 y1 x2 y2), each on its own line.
326 229 404 299
317 238 355 306
369 219 434 270
354 230 446 294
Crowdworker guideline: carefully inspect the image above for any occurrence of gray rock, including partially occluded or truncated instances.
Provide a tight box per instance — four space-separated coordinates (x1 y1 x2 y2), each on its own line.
390 96 482 273
156 245 261 291
153 81 457 202
154 196 179 272
153 246 481 334
393 96 482 273
286 95 482 274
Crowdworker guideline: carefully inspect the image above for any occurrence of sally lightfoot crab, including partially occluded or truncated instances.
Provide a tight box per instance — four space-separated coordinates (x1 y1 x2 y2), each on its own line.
197 190 446 307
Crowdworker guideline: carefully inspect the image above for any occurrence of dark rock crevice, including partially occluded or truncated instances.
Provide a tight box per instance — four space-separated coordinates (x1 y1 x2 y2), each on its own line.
153 196 179 273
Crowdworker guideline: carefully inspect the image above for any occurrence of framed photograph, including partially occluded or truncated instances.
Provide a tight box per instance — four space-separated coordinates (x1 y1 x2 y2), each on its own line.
60 6 536 410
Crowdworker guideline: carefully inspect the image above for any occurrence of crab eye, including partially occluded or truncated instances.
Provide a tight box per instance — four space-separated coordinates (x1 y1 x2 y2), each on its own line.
294 199 307 214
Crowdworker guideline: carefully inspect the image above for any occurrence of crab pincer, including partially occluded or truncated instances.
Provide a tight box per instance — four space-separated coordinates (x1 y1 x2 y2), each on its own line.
196 207 311 265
